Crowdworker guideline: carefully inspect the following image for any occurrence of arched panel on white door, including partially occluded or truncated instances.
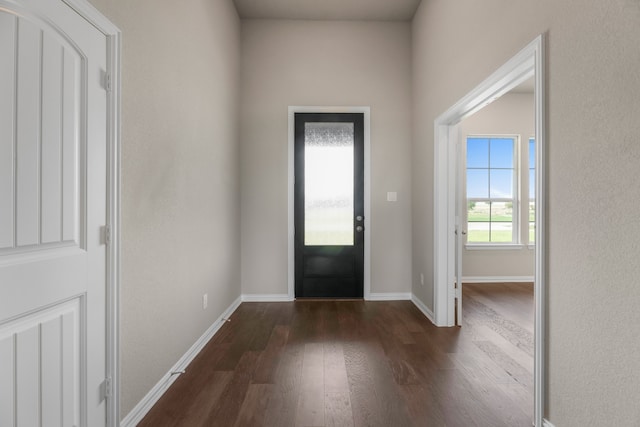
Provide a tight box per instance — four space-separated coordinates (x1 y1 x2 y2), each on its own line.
0 7 85 255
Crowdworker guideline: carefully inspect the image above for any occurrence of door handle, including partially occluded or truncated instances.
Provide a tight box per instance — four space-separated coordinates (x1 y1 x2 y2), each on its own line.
356 225 364 232
356 215 364 222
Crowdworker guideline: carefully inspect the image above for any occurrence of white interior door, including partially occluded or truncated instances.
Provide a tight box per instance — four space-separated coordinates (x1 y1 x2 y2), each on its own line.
0 0 108 425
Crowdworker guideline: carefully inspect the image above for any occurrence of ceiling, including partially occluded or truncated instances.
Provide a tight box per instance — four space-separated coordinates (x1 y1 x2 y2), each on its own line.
232 0 422 21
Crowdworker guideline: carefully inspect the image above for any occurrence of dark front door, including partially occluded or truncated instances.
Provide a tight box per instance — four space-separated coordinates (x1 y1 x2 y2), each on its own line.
294 112 365 298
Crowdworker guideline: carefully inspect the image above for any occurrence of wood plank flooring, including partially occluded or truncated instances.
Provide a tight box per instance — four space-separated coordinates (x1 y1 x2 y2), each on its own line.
139 283 533 427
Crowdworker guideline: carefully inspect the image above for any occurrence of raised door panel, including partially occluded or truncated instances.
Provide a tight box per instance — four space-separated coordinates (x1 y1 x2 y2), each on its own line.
0 12 16 249
15 18 41 247
0 335 13 426
0 10 81 254
0 299 81 427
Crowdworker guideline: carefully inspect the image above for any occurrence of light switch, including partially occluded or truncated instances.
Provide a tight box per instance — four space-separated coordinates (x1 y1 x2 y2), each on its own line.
387 191 397 202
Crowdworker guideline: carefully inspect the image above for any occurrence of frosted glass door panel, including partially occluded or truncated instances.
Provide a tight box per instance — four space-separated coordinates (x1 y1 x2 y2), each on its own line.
304 122 354 246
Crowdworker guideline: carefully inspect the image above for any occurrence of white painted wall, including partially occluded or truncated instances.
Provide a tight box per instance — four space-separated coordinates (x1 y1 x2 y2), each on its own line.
239 20 413 297
412 1 640 425
460 93 535 279
87 0 241 418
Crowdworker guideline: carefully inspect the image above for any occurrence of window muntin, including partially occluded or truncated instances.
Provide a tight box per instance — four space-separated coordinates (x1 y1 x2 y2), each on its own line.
466 136 517 244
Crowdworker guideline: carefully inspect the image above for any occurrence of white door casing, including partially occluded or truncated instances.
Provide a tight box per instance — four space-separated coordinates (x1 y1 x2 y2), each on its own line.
0 0 111 425
453 124 463 326
288 106 371 300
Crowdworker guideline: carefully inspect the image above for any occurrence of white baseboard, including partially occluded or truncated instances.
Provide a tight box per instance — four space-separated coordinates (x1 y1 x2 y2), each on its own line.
242 293 415 302
462 275 534 283
410 294 436 324
367 292 412 301
542 419 555 427
241 293 293 302
242 293 413 302
120 296 242 427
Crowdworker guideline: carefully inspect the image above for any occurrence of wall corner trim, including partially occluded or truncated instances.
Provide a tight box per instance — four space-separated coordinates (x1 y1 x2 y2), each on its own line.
120 296 242 427
241 294 294 302
411 294 436 324
542 419 555 427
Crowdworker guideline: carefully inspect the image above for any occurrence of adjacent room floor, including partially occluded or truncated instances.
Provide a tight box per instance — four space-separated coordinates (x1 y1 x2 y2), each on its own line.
139 283 533 426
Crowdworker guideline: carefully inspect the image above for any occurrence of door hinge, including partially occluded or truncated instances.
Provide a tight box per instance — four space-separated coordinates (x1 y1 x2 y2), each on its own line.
101 225 111 246
100 376 112 401
105 72 112 92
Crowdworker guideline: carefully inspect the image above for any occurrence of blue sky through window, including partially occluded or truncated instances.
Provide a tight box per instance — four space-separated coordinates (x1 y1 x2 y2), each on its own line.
467 137 514 199
489 138 514 168
466 138 489 167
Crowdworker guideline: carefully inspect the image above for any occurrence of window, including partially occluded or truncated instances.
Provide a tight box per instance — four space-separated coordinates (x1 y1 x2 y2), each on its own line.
529 137 535 243
466 137 517 244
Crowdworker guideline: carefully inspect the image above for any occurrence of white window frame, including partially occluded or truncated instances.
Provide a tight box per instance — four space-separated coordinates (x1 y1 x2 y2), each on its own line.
464 134 521 248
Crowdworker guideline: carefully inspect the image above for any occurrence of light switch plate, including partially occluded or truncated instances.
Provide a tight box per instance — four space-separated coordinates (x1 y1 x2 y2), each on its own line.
387 191 397 202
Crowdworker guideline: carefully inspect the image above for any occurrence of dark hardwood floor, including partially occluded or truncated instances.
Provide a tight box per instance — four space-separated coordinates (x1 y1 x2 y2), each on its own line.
139 283 533 427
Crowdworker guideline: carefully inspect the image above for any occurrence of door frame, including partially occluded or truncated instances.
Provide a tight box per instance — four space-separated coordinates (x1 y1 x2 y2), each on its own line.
288 106 371 300
432 35 545 425
58 1 121 426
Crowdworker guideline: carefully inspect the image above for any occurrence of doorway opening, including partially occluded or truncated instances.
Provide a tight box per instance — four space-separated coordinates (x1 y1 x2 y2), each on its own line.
433 35 545 425
455 77 537 422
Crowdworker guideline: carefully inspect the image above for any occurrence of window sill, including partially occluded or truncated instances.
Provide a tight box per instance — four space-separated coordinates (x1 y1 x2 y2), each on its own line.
465 243 526 251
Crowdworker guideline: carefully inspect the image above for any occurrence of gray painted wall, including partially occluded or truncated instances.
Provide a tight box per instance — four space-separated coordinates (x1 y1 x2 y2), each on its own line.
239 20 413 297
412 1 640 424
87 0 241 417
